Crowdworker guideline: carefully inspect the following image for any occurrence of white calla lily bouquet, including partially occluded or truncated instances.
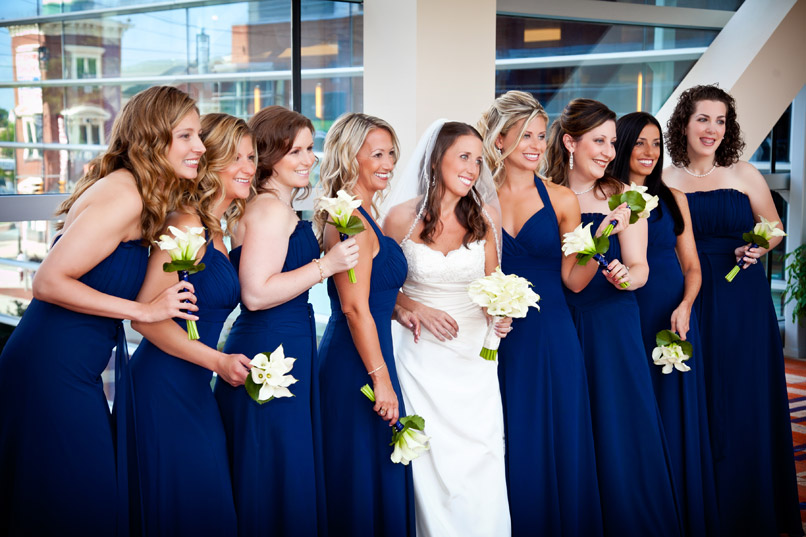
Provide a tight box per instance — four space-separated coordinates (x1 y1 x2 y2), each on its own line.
467 267 540 360
244 344 298 404
155 225 207 340
562 221 629 289
318 189 365 283
651 330 692 374
600 182 659 237
725 215 786 282
360 384 430 465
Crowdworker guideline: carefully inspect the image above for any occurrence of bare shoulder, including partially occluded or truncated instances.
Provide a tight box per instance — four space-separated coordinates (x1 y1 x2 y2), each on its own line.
383 198 420 240
662 165 685 188
545 179 576 204
669 187 690 208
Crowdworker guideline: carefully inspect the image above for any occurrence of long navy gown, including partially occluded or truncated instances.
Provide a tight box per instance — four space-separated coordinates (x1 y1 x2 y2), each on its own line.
317 206 415 537
130 239 238 536
0 237 147 536
633 198 719 537
498 177 603 537
215 220 325 537
564 213 683 537
686 188 802 537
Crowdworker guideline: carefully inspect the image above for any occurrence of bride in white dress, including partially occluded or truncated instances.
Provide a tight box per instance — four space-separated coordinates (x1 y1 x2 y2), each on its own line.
382 120 512 537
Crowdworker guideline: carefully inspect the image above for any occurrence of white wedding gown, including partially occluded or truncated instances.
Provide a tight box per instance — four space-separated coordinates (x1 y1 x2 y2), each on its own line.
392 238 511 537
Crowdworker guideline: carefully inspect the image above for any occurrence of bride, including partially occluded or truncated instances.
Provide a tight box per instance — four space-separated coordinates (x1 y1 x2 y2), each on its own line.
382 120 512 537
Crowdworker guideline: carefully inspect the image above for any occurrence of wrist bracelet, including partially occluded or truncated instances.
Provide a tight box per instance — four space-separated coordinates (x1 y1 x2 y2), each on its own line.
313 258 325 283
367 362 386 375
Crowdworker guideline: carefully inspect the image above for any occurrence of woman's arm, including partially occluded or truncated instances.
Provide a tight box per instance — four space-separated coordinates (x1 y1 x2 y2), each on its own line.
734 162 785 266
608 217 649 290
130 213 250 386
670 190 702 339
238 197 358 311
327 213 399 425
32 174 198 322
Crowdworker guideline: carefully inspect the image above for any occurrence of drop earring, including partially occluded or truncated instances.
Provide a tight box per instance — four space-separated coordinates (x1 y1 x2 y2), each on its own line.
569 151 574 170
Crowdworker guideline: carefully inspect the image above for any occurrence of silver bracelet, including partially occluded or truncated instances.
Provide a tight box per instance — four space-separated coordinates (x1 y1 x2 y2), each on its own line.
367 362 386 375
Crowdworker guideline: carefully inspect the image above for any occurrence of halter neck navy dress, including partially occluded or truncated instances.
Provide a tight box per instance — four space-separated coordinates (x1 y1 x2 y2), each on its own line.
498 177 603 537
317 206 414 537
564 213 682 537
685 188 801 536
215 219 326 537
633 198 719 536
0 237 147 536
129 239 238 536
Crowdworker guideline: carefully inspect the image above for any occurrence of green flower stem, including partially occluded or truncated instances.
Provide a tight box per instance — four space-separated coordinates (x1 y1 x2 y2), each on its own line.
725 265 740 283
339 231 357 283
186 319 199 340
360 384 375 402
479 347 497 361
601 223 614 238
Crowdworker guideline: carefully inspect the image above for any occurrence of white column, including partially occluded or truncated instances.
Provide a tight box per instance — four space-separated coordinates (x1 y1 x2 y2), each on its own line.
784 84 806 359
655 0 806 156
363 0 496 165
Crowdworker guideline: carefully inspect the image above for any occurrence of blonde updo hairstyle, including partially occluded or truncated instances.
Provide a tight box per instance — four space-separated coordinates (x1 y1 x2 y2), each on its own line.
197 113 255 237
314 113 400 246
56 85 199 243
477 90 548 187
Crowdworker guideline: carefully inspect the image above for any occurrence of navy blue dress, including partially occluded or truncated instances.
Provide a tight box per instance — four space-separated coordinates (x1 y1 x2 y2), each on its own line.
634 199 719 537
564 213 682 537
215 220 325 537
0 237 147 536
317 206 414 537
498 178 603 537
686 188 801 537
130 240 239 536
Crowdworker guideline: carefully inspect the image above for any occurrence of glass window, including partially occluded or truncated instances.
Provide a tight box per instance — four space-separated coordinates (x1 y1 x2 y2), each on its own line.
495 16 719 117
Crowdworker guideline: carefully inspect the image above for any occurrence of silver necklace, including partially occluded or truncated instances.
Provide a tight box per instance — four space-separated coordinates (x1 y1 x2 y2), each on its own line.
571 183 596 196
683 164 717 177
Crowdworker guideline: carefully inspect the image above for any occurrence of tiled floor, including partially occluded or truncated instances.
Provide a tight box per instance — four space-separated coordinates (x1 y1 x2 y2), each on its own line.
785 358 806 530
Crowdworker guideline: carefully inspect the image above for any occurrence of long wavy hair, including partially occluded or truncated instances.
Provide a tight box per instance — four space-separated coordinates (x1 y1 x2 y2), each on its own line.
418 122 488 248
477 90 548 187
248 106 315 203
314 113 400 245
665 84 745 167
196 113 255 237
56 85 199 243
608 112 684 235
544 98 621 199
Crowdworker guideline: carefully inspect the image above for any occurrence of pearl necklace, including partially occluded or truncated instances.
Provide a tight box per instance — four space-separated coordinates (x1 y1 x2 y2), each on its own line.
683 164 717 177
571 183 596 196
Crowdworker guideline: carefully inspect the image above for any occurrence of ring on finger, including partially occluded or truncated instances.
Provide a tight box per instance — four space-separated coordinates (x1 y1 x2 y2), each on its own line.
379 408 386 415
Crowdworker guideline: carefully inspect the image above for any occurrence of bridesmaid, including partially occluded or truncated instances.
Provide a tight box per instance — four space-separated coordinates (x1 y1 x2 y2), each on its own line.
214 106 358 537
478 90 621 536
663 85 801 537
545 98 682 537
609 111 719 537
314 113 414 537
129 113 253 536
0 86 199 536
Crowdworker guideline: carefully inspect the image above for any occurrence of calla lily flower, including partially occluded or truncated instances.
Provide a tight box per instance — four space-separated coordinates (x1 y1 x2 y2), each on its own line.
317 189 365 283
652 343 692 374
561 222 597 257
247 345 298 403
753 215 786 240
318 189 362 228
156 226 206 263
629 182 659 220
391 424 431 466
467 267 540 360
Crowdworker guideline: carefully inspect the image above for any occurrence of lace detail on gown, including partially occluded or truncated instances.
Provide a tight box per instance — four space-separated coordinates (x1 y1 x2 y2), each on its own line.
401 239 485 288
